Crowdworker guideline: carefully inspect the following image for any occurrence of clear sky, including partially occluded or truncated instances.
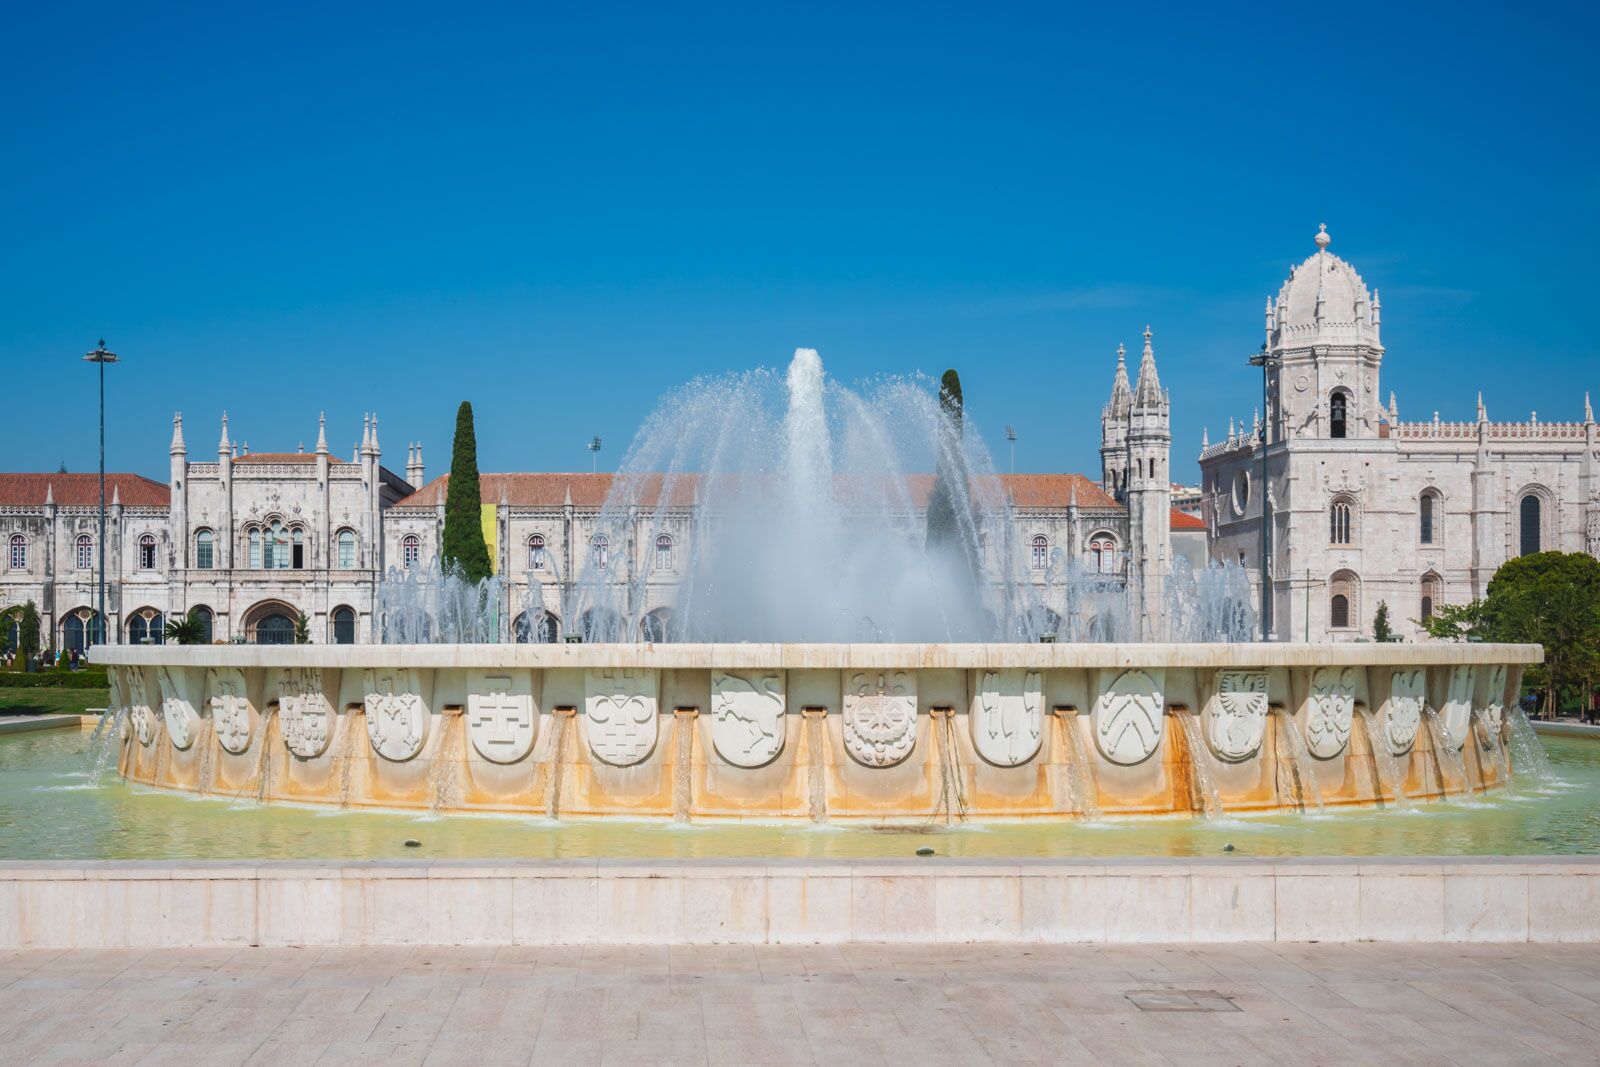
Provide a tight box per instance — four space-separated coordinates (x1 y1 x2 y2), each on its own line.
4 2 1596 484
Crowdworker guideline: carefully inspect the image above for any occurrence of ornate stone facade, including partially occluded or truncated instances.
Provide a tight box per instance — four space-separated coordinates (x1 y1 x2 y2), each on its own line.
1200 225 1600 641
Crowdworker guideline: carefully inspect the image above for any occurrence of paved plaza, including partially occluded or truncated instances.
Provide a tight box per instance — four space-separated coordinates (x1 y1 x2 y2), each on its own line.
5 942 1600 1064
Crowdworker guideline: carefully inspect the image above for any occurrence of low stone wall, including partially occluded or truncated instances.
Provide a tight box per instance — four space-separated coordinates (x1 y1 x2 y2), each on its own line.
1 857 1595 948
96 642 1541 818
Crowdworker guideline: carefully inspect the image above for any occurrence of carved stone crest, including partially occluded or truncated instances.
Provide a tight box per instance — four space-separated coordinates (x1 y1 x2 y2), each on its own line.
1385 669 1424 755
842 670 916 768
1439 666 1473 751
583 668 659 766
127 669 157 748
1305 667 1357 759
279 668 333 759
1093 669 1164 766
207 667 252 755
1206 670 1267 762
971 669 1043 767
364 668 427 762
156 665 200 750
467 671 536 764
712 670 786 768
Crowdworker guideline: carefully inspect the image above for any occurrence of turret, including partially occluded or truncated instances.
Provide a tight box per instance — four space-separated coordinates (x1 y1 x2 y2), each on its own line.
315 413 331 568
1126 326 1172 639
217 413 233 568
170 413 187 568
1099 343 1132 496
406 442 425 487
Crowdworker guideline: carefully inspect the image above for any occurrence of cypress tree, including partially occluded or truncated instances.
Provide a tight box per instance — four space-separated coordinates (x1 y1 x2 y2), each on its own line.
925 370 983 627
442 401 493 583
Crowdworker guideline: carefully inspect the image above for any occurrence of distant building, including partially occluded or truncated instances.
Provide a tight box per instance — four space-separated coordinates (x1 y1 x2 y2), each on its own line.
1199 225 1600 641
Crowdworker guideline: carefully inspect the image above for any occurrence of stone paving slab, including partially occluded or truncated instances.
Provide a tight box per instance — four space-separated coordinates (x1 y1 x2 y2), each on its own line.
4 942 1600 1064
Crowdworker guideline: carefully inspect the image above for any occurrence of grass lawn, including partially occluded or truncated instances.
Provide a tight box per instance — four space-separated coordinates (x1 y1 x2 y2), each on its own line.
0 687 108 717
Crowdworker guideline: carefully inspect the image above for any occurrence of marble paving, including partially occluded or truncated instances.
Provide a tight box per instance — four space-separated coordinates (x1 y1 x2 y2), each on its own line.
5 942 1600 1064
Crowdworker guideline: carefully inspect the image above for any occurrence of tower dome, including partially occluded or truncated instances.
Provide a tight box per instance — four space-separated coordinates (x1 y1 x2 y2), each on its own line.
1268 224 1381 350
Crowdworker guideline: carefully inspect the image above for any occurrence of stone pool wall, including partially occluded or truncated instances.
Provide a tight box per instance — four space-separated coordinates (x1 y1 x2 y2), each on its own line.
96 643 1540 818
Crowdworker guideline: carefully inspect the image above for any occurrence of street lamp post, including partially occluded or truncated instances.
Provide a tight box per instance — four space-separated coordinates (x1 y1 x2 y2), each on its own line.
1246 342 1279 642
587 435 603 473
1004 425 1016 474
83 339 120 649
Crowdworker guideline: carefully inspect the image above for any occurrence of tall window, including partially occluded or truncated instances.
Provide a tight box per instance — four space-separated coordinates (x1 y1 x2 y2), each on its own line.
138 534 157 569
128 611 164 645
1330 391 1348 439
75 535 93 570
402 535 421 568
291 526 304 569
249 527 262 568
331 606 356 645
1420 572 1441 622
1330 594 1350 629
7 534 25 570
1329 570 1358 630
337 529 356 569
1330 500 1353 545
1419 492 1437 545
192 605 214 643
591 534 609 570
1087 535 1117 574
1030 535 1049 570
528 534 546 570
1520 495 1542 556
654 534 673 571
195 529 214 570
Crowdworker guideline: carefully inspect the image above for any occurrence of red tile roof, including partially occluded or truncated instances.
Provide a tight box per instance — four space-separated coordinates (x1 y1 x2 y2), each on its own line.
0 473 170 507
395 472 1121 510
1170 508 1206 530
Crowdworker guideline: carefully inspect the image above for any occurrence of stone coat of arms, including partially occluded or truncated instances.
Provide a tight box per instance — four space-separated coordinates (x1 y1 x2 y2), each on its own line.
279 668 333 759
467 671 536 764
1094 669 1164 766
1476 665 1507 748
207 668 253 755
1385 669 1424 755
364 669 428 762
842 670 917 768
584 668 659 766
971 669 1043 767
157 666 200 751
1305 667 1357 759
1206 670 1267 762
1439 666 1474 751
127 669 157 748
712 670 786 768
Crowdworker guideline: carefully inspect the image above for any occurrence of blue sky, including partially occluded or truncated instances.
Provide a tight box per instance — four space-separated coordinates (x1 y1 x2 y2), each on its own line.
3 2 1596 483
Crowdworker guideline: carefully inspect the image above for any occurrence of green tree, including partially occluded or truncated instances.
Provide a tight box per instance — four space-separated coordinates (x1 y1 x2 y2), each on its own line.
1372 601 1398 642
1420 599 1487 642
17 601 41 671
164 608 208 646
293 611 311 645
442 400 492 583
1482 552 1600 714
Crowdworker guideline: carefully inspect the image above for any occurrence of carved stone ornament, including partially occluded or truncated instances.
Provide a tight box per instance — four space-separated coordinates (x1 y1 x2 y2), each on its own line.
1476 665 1507 748
207 667 253 755
127 669 157 748
712 670 786 768
842 669 917 768
156 665 200 750
971 669 1043 767
1439 666 1474 751
364 668 428 762
1093 669 1164 766
583 668 659 767
1206 670 1267 762
1386 668 1424 755
1305 667 1357 759
279 668 333 759
467 671 536 764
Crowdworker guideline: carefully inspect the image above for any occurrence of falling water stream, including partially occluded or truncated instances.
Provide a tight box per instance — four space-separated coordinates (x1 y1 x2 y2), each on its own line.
1055 710 1101 820
427 714 466 816
1423 706 1469 799
1175 713 1223 818
1507 706 1557 787
245 706 279 804
1274 709 1325 813
193 717 216 797
932 711 968 823
1356 705 1409 810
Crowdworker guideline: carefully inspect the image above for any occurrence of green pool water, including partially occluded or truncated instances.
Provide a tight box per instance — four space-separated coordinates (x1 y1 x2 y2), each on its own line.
2 727 1597 861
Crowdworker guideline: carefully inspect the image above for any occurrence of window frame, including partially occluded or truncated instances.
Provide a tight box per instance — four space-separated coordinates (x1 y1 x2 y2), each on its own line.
1030 535 1049 571
194 529 214 570
75 534 94 571
402 534 421 569
7 534 25 570
137 534 157 570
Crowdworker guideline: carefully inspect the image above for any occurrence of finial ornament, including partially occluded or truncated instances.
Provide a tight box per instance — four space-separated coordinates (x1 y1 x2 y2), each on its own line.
1477 392 1487 422
1116 342 1126 364
1585 392 1594 423
1314 223 1330 250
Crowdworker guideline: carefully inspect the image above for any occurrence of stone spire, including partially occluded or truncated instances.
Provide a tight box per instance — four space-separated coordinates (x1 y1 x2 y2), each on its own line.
1388 392 1399 422
111 484 120 507
44 482 53 506
1201 425 1209 449
1586 392 1594 424
1133 326 1163 406
1477 392 1487 422
315 412 328 454
406 442 425 487
369 414 380 455
170 412 185 455
1108 343 1132 414
218 412 231 455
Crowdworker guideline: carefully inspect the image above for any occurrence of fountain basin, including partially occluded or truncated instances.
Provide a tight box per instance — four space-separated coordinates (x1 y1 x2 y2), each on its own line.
97 642 1541 819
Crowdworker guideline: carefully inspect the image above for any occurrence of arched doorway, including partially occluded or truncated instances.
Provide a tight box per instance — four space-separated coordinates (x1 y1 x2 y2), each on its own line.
245 601 300 645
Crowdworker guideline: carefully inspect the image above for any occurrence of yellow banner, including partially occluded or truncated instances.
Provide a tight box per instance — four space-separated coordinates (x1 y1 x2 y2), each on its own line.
480 503 498 575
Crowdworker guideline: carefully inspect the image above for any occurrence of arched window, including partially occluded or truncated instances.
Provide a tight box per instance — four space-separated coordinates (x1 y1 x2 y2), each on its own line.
1420 572 1441 623
1030 535 1049 570
248 527 262 568
336 528 356 569
527 534 546 570
1087 534 1118 574
194 529 214 570
654 534 674 572
641 607 675 642
192 605 214 643
402 535 421 568
291 526 305 569
7 534 25 570
75 534 93 571
1330 500 1353 545
1419 491 1438 545
255 613 295 645
128 610 164 645
591 534 609 570
137 534 157 569
1520 495 1542 556
514 610 561 643
261 521 286 569
62 610 102 652
1330 391 1349 439
1329 570 1359 631
331 606 356 645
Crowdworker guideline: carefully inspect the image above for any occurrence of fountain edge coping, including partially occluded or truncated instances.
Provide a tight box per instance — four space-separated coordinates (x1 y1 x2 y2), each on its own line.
93 641 1544 670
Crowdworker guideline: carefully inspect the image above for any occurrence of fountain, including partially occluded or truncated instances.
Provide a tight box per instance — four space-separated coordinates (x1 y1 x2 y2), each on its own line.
96 349 1542 820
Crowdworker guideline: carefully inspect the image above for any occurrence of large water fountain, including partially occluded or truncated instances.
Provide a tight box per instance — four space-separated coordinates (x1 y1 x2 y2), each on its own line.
97 349 1542 820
